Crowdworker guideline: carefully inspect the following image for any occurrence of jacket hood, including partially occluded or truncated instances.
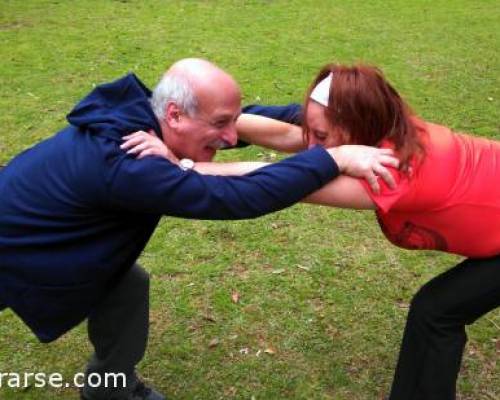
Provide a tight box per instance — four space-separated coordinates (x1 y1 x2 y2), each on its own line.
67 73 162 139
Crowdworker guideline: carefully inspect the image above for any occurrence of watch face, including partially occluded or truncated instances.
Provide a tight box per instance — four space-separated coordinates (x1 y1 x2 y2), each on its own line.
180 158 195 171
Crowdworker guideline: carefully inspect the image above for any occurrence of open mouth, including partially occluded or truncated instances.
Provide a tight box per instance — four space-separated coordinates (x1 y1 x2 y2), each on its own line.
207 139 231 150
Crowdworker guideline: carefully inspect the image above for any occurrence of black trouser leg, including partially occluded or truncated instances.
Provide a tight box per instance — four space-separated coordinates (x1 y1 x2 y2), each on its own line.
83 263 150 399
389 255 500 400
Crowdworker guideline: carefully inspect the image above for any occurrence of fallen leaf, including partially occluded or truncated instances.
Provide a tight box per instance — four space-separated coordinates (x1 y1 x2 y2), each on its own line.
396 300 409 310
224 386 237 396
208 338 219 348
271 269 285 274
202 314 217 322
231 291 240 304
296 265 310 271
264 347 276 355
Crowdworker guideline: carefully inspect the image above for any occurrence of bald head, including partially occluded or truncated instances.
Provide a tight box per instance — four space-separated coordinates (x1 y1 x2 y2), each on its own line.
151 58 241 121
167 58 235 86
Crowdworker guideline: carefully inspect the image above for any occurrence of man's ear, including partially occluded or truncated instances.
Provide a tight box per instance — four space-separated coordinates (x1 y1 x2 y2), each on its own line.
165 102 182 129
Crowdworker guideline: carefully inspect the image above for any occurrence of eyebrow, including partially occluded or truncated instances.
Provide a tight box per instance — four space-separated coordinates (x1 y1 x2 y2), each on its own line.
212 112 241 123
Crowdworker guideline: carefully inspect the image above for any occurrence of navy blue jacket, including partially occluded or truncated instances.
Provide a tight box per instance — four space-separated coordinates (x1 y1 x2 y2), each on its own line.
0 74 338 342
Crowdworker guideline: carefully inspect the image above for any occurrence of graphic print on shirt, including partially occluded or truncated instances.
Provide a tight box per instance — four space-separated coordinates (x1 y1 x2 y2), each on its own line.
377 214 449 252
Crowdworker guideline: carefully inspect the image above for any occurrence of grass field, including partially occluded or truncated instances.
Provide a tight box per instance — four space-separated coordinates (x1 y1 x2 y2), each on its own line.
0 1 499 399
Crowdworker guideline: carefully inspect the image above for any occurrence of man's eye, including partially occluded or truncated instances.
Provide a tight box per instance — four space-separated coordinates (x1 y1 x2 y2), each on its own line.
213 121 228 129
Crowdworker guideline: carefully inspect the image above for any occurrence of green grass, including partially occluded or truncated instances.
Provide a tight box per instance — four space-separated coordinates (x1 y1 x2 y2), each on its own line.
0 1 499 399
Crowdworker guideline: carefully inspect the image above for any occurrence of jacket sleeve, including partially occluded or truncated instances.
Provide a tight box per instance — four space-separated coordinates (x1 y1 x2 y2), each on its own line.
107 146 338 220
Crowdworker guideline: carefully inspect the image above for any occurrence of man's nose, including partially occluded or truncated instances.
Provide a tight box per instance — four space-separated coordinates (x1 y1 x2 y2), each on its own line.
220 123 238 147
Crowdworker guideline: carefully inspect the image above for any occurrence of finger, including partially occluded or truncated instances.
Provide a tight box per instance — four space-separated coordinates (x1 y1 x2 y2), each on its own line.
120 136 146 150
124 130 148 138
122 131 149 141
121 134 148 144
374 164 396 189
377 148 395 156
121 134 154 149
379 154 400 168
120 139 139 150
365 172 380 194
126 142 152 155
137 149 156 159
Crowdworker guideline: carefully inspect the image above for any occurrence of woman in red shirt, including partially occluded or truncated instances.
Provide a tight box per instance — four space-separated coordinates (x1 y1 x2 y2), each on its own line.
123 64 500 399
308 66 500 400
238 65 500 399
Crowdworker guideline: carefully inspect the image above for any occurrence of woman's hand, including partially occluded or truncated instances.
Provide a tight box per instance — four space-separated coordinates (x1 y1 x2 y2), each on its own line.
327 145 399 194
120 130 179 165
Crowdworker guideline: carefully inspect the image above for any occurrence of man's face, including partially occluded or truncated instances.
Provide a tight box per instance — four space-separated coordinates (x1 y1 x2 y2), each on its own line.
164 87 241 162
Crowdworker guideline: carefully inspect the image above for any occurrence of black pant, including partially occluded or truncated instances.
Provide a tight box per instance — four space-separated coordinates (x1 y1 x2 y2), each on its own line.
83 263 150 399
389 255 500 400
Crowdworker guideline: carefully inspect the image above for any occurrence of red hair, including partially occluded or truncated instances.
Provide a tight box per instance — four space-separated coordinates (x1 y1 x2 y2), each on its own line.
303 64 426 170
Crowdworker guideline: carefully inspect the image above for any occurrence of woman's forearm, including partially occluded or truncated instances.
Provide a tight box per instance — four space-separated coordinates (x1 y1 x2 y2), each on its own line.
303 175 375 210
193 161 269 176
237 114 306 153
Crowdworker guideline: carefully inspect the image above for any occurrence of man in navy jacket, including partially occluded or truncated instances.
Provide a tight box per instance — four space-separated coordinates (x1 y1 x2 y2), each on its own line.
0 58 396 400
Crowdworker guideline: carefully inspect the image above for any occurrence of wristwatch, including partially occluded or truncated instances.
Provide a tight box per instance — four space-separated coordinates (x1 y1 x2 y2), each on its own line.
179 158 195 171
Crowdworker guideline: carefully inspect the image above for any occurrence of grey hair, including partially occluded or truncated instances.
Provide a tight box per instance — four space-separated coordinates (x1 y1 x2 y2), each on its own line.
150 73 198 122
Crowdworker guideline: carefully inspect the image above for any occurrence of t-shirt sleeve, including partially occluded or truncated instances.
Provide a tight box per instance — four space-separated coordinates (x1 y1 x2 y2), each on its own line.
359 166 412 213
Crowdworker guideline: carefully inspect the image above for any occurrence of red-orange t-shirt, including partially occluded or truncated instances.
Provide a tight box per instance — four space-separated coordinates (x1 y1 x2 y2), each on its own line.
360 120 500 258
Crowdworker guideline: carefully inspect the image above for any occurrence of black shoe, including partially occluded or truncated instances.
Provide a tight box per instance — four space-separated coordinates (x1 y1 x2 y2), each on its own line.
120 381 165 400
81 380 166 400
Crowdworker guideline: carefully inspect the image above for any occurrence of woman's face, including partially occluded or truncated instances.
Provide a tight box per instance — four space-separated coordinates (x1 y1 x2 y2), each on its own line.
305 101 348 148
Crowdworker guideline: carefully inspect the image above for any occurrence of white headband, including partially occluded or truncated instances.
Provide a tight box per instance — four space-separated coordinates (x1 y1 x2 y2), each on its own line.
310 72 333 107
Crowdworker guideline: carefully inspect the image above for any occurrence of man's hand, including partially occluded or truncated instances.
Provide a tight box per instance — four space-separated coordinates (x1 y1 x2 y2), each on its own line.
327 145 400 194
121 130 179 165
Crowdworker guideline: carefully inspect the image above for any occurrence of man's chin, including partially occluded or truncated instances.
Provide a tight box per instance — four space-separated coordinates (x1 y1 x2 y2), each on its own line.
197 147 217 162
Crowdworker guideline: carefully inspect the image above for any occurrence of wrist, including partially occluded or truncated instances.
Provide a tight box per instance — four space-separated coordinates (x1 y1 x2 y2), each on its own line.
327 147 345 173
179 158 195 171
